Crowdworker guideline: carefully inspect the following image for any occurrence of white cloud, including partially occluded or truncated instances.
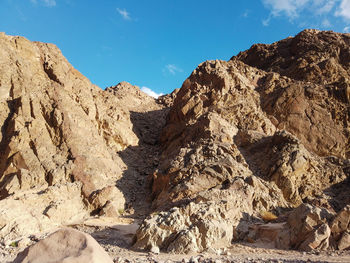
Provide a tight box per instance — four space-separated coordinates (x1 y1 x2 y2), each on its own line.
165 64 183 75
344 26 350 32
261 0 349 27
315 0 336 14
335 0 350 20
141 87 163 98
262 16 271 26
31 0 56 7
262 0 337 19
262 0 310 18
117 8 131 20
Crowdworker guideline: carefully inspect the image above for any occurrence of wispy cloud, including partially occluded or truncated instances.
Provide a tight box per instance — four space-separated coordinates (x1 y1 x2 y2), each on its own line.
141 87 163 98
30 0 56 7
165 64 183 75
316 0 336 15
335 0 350 20
117 8 131 20
321 18 332 27
242 10 250 18
262 15 272 26
261 0 349 28
262 0 309 19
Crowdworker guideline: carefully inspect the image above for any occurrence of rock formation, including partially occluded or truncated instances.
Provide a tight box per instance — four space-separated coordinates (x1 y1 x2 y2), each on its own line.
134 30 349 253
0 32 164 246
0 29 349 259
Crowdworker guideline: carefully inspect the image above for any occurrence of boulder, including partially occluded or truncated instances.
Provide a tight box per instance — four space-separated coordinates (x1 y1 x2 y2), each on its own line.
13 228 113 263
330 205 350 249
338 231 350 250
287 204 333 251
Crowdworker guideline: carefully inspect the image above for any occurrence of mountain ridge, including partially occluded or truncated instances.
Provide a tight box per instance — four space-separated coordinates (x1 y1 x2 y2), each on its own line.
0 30 349 262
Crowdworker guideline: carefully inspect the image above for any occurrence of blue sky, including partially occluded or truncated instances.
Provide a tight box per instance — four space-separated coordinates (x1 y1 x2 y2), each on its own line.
1 0 350 96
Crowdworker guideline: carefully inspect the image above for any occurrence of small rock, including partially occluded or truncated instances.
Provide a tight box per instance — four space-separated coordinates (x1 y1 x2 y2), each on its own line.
150 245 160 254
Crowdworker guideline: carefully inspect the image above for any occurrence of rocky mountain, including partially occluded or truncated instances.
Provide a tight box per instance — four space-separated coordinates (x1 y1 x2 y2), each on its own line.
0 32 165 247
134 29 350 253
0 29 349 262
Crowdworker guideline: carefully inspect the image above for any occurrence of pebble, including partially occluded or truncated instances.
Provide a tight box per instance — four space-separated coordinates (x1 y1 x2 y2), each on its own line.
150 245 160 254
189 256 199 263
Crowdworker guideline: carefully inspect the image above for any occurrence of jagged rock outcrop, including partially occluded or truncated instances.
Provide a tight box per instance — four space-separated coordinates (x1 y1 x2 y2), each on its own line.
0 33 163 245
236 29 350 159
134 30 350 253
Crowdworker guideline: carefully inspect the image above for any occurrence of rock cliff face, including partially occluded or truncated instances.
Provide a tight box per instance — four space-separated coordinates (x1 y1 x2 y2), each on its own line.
0 29 349 258
134 30 350 253
236 29 349 158
0 32 163 244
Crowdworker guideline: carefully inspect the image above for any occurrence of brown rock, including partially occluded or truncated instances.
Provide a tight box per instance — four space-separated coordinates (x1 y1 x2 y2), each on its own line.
236 29 350 158
338 231 350 250
13 228 113 263
287 204 333 251
135 32 349 252
330 205 350 240
0 33 164 244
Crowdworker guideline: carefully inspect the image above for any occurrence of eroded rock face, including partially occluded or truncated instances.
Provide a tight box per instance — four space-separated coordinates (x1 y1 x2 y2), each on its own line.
0 33 163 244
236 29 350 159
134 30 350 253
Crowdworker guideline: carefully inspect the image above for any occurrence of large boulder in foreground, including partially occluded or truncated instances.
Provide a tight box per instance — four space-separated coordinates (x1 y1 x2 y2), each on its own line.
13 228 113 263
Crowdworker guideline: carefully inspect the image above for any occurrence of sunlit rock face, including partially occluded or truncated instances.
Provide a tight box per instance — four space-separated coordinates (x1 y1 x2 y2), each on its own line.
0 33 162 244
134 30 349 253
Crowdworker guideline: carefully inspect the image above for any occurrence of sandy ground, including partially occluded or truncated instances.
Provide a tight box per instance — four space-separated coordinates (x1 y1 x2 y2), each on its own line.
3 216 349 263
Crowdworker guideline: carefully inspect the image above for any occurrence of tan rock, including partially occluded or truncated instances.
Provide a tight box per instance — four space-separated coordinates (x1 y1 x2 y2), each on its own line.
0 33 164 244
248 223 290 249
13 228 113 263
338 231 350 250
298 223 331 251
330 205 350 240
288 204 333 251
236 29 350 159
136 35 349 252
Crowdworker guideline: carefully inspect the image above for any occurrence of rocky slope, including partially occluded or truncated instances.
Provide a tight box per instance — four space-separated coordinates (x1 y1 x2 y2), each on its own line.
134 30 350 253
0 32 165 247
236 29 350 158
0 29 349 262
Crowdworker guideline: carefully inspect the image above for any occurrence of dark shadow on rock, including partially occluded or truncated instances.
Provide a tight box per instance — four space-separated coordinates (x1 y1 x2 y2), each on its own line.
323 176 350 213
0 98 21 199
116 108 169 219
234 131 277 181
